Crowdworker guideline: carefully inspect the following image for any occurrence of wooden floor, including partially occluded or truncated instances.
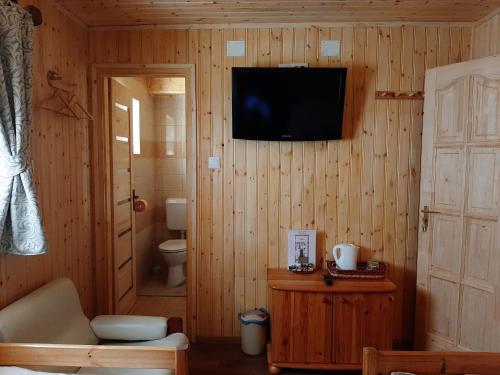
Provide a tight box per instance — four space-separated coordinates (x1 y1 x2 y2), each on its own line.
129 299 357 374
189 343 360 375
138 277 187 297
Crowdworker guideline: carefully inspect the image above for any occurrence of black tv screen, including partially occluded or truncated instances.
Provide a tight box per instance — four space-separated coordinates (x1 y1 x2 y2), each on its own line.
232 67 347 141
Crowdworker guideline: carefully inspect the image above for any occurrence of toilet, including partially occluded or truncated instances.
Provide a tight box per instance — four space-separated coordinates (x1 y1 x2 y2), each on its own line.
158 198 187 287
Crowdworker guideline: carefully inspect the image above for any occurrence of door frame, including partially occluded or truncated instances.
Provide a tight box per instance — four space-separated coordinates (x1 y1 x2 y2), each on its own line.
90 64 198 341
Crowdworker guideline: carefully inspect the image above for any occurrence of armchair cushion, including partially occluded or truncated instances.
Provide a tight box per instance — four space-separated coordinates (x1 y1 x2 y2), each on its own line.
90 315 167 341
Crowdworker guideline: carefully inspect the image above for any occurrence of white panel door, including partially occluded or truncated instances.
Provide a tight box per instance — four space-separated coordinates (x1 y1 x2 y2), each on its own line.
416 55 500 351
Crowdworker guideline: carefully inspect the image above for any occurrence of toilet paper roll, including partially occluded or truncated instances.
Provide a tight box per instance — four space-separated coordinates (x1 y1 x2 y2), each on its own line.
134 198 148 213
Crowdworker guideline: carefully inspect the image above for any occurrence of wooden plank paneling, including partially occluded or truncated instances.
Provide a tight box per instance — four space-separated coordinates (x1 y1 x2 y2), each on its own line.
54 1 500 26
324 27 341 260
256 28 270 310
361 27 376 261
278 28 293 271
222 28 235 337
197 28 212 336
87 24 472 345
0 0 93 316
211 28 224 336
232 28 247 336
472 12 500 58
268 29 281 271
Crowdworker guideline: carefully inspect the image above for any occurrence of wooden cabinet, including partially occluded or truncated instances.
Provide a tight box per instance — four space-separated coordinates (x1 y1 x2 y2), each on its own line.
271 290 332 364
333 293 394 363
267 269 396 373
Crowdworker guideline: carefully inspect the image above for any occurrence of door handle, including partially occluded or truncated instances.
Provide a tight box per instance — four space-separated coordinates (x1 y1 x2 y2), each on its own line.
421 205 442 232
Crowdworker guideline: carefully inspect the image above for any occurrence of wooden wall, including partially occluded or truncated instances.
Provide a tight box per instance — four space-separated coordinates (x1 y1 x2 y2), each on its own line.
472 11 500 58
89 25 471 346
0 0 94 316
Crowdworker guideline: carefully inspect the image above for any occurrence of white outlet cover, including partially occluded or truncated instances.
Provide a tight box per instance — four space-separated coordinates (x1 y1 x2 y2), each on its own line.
321 40 341 57
208 156 221 169
227 40 245 57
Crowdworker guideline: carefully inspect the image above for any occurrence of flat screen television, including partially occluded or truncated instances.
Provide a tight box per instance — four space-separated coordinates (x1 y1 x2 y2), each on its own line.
232 67 347 141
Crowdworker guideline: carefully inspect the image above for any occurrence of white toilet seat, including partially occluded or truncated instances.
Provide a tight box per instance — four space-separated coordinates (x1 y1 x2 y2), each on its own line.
158 239 186 253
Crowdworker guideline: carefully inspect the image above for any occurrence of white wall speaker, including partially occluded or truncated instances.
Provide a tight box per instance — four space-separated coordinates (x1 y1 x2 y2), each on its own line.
227 40 245 57
320 40 341 57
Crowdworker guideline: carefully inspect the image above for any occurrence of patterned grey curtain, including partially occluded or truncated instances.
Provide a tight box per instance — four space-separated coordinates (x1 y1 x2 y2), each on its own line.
0 0 46 255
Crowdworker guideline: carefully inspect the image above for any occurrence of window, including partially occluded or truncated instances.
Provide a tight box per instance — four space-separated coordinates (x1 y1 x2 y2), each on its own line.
132 98 141 155
166 123 175 156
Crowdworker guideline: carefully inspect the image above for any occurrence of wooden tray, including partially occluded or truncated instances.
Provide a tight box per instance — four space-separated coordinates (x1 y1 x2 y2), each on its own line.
326 261 386 279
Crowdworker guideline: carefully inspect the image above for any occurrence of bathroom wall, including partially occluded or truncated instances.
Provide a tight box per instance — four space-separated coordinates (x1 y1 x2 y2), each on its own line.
114 77 156 287
153 93 187 250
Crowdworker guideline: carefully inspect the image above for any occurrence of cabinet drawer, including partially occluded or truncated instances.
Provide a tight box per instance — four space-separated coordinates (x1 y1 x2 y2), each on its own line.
271 290 333 364
333 293 394 364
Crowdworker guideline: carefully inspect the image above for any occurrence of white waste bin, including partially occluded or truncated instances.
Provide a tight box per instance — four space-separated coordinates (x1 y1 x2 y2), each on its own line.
238 308 268 355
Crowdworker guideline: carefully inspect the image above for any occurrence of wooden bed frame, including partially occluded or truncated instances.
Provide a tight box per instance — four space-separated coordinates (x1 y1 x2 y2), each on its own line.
0 344 188 375
363 347 500 375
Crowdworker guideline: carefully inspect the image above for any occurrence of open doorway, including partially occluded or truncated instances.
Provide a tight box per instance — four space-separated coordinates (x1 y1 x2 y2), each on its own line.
91 65 197 341
115 76 188 309
115 77 188 296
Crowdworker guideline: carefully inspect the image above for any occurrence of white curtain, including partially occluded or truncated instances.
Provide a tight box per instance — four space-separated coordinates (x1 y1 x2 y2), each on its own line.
0 0 46 255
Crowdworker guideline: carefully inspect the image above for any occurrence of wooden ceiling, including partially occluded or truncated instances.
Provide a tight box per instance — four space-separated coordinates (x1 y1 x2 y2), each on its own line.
54 0 500 27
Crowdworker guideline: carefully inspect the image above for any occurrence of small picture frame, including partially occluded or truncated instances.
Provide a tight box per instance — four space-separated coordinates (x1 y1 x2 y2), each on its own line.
288 230 316 268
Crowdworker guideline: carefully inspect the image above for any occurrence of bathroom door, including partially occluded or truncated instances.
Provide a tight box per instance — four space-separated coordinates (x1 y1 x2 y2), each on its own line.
109 78 136 314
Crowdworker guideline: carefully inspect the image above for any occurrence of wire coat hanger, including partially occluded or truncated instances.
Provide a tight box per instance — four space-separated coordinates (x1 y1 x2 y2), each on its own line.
37 71 93 120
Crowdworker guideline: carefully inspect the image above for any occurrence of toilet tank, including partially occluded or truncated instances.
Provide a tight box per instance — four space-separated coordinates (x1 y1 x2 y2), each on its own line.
166 198 187 230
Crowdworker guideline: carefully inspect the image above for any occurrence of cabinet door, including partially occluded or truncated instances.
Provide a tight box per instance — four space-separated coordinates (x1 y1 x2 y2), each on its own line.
271 290 333 364
333 293 394 364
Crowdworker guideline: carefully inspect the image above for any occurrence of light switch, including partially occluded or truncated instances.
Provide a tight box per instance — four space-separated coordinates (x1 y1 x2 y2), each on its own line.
227 41 245 57
208 156 221 169
321 40 341 57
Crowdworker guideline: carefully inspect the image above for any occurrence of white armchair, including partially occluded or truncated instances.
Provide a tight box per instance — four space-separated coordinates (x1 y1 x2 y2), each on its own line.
0 278 189 375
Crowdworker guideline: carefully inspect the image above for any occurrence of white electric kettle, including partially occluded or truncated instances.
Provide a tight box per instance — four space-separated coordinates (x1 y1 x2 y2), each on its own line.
332 243 359 270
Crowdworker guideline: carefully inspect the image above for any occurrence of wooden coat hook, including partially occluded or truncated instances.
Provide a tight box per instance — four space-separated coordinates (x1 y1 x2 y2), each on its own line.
38 70 93 120
376 91 424 100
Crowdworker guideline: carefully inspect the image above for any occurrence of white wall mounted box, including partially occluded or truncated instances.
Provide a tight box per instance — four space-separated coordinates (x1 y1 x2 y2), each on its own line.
321 40 341 57
208 156 221 169
227 40 245 57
